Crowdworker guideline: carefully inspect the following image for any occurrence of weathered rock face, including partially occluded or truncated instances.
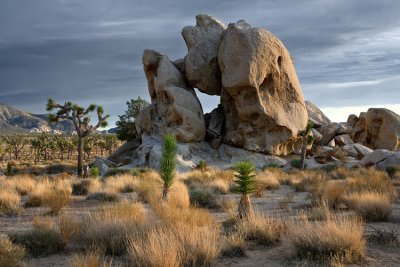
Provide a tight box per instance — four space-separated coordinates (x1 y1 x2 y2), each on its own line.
204 105 224 149
352 108 400 151
182 15 226 95
306 101 331 127
218 20 308 156
137 49 206 142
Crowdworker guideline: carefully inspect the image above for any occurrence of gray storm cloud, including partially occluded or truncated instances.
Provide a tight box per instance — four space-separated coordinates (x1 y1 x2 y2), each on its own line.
1 0 400 126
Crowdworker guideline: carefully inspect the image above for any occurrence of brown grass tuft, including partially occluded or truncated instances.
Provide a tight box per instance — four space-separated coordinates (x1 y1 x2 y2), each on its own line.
0 189 21 214
343 191 392 221
70 252 112 267
0 236 26 267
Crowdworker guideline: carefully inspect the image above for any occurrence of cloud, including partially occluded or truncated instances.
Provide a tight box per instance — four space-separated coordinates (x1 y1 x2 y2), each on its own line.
0 0 400 125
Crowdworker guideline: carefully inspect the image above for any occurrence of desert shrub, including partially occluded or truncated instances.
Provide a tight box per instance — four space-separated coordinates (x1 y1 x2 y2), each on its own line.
221 233 246 257
72 179 95 195
207 179 229 194
0 236 26 267
103 174 137 193
91 166 100 178
104 168 130 177
57 213 81 242
70 252 112 267
127 223 220 267
366 226 400 247
82 202 145 256
237 214 285 245
190 188 219 209
196 159 208 172
3 175 36 195
46 163 75 174
287 213 365 264
0 189 21 214
313 180 346 208
42 188 72 214
291 159 305 169
153 205 216 228
343 192 392 221
287 170 327 194
9 227 66 257
87 191 119 202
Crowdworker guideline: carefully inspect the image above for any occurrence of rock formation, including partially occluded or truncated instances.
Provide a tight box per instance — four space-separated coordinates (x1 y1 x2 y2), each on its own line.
351 108 400 151
218 20 308 155
182 15 226 95
136 49 206 142
306 101 331 127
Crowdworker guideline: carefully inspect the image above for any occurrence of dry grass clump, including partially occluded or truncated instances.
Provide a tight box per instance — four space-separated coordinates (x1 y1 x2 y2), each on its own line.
104 174 138 193
183 168 234 190
343 192 392 221
255 169 285 194
82 202 146 255
70 252 112 267
57 213 81 242
312 180 346 209
0 236 26 267
127 223 220 267
286 170 327 193
221 233 246 257
42 188 72 214
0 189 21 214
87 191 119 202
287 213 365 264
237 214 286 245
1 174 37 195
72 179 100 195
189 188 220 209
9 225 66 257
207 178 229 194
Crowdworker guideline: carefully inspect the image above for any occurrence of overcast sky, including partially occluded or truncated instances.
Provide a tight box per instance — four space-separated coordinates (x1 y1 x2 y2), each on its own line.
1 0 400 127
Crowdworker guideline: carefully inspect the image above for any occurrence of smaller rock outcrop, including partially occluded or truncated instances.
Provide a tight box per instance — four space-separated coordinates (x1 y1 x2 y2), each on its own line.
136 49 206 143
306 101 331 127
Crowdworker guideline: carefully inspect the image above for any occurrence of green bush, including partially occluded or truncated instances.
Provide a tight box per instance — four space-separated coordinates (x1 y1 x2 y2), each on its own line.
104 168 130 177
189 188 219 209
291 159 306 169
9 228 65 257
91 167 100 178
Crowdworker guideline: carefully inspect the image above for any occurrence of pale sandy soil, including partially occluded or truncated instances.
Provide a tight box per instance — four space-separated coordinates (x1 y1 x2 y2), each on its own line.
1 186 399 267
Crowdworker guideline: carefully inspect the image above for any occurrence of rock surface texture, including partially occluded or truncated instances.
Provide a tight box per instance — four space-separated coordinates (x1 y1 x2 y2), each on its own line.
136 49 206 142
352 108 400 151
218 20 308 156
306 101 331 127
182 15 226 95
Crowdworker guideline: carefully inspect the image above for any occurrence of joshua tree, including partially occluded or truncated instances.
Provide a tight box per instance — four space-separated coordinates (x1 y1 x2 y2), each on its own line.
234 161 256 219
2 134 28 160
299 120 315 170
46 99 109 177
159 133 177 201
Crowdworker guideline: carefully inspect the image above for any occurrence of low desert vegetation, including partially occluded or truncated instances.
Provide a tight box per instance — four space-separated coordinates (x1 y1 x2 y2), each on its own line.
287 212 365 264
0 236 26 267
70 252 113 267
0 189 21 214
343 191 392 221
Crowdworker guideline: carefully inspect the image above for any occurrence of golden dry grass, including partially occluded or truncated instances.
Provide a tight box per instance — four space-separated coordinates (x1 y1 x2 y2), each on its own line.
1 174 37 195
57 213 81 242
237 213 286 245
127 223 220 267
70 252 112 267
0 189 20 214
343 191 392 221
287 213 365 264
0 236 26 267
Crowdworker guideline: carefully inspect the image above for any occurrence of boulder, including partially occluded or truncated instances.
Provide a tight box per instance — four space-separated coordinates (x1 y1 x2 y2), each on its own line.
327 139 336 148
311 128 323 143
314 146 334 158
337 122 353 135
376 152 400 170
351 108 400 151
92 157 115 176
218 20 308 156
305 101 331 127
360 149 393 166
204 105 224 149
107 139 140 164
129 136 286 172
347 114 358 128
137 49 206 142
342 145 359 158
352 143 373 158
182 14 226 95
317 123 340 145
335 134 354 146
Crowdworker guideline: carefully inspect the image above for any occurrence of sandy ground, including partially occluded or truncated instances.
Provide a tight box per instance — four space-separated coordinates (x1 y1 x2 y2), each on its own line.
1 186 399 267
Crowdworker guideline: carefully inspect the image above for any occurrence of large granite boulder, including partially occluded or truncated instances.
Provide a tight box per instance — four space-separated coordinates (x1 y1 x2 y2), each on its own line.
352 108 400 151
107 139 140 164
136 49 206 142
305 101 331 127
218 20 308 156
182 14 226 95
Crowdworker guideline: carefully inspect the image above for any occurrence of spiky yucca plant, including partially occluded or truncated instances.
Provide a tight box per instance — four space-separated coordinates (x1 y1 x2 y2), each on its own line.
234 161 256 219
160 133 177 201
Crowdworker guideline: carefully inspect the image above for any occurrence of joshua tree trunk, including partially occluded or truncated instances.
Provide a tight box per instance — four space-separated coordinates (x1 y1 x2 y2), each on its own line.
238 194 253 219
162 186 169 202
300 137 307 170
77 136 84 177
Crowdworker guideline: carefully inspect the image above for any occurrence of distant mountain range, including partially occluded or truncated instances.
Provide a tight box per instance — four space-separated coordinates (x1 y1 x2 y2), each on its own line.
0 103 75 134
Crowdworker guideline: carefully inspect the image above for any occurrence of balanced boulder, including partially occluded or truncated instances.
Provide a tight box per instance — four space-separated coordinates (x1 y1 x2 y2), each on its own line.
182 14 226 95
218 20 308 156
